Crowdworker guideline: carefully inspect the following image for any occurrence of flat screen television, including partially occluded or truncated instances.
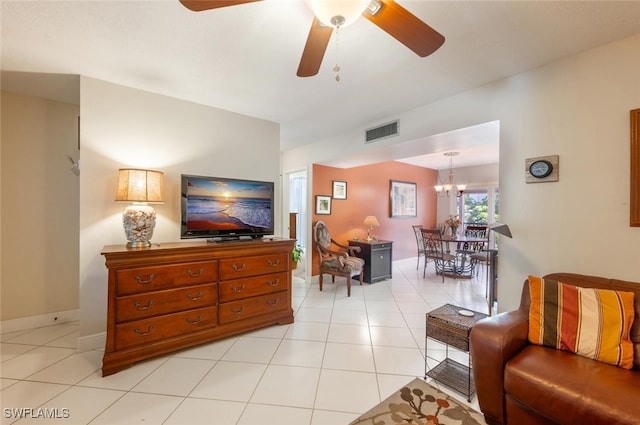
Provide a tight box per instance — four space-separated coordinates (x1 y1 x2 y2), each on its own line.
180 174 274 241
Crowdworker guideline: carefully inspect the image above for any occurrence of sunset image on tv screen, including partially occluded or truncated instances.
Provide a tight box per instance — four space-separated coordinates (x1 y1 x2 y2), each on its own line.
185 177 272 231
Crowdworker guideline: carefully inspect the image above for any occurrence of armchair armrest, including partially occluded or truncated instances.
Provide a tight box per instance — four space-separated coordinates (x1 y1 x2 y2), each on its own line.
470 308 530 425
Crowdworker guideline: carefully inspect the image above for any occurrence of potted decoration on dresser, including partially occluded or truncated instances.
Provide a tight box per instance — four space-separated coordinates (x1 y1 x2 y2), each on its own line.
291 244 303 269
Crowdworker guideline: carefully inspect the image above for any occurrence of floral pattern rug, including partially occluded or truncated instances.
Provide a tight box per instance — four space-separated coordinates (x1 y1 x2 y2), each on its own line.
350 378 486 425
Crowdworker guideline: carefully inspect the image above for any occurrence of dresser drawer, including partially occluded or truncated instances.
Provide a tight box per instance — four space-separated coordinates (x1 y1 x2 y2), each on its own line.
115 284 218 322
115 306 217 351
219 272 288 302
219 253 288 280
116 261 217 295
219 292 288 324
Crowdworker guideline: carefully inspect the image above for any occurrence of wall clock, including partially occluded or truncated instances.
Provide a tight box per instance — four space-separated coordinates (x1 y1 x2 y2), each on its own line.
529 159 553 178
526 155 559 183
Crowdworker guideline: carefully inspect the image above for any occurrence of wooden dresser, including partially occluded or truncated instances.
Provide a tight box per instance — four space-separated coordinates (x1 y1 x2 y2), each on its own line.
101 238 295 376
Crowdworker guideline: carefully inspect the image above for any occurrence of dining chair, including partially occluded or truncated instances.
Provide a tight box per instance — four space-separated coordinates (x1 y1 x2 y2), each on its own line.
412 225 426 270
458 225 488 274
468 226 491 295
420 228 456 282
313 220 364 297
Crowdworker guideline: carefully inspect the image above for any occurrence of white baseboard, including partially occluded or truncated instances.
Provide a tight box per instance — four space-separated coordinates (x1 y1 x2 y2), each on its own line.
78 332 105 353
0 309 79 334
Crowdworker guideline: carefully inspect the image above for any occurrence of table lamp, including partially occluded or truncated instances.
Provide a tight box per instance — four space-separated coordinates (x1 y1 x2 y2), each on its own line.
363 215 380 241
116 168 165 248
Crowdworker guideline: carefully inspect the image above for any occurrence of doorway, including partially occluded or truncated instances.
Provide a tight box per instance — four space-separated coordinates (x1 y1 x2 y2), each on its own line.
285 169 308 276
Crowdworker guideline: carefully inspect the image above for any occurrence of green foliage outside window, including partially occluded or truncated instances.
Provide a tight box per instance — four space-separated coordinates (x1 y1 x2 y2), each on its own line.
462 192 500 225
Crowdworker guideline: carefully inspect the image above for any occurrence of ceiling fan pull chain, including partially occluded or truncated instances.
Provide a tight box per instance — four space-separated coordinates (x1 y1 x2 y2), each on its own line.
333 25 341 82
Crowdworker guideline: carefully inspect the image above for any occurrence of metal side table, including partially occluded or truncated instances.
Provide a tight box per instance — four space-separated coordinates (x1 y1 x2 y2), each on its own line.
424 303 488 401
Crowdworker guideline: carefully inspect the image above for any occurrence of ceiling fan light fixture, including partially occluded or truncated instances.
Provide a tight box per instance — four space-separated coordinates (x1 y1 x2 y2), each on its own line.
365 0 382 15
308 0 371 28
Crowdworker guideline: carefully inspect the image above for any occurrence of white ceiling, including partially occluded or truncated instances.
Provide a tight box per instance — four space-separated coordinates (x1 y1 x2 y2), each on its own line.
2 0 640 169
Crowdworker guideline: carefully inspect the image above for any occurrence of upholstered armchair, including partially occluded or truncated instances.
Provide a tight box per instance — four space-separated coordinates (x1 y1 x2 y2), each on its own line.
313 221 364 297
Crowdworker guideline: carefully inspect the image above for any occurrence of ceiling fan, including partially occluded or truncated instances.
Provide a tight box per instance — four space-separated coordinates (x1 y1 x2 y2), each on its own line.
179 0 445 77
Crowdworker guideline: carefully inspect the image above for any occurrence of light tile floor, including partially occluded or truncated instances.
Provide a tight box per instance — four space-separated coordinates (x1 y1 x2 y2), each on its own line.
0 257 490 425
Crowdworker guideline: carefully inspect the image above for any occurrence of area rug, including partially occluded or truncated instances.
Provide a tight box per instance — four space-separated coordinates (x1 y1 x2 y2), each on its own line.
350 378 485 425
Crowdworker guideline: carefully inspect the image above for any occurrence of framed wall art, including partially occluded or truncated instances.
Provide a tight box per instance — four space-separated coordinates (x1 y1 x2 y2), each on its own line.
316 195 332 215
390 180 417 218
332 180 347 200
631 108 640 226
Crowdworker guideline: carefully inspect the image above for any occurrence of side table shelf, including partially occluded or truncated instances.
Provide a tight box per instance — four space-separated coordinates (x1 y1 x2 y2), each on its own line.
424 303 488 401
426 358 475 399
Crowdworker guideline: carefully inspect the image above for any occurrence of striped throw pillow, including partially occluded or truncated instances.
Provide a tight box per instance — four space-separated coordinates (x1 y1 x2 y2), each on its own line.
528 275 635 369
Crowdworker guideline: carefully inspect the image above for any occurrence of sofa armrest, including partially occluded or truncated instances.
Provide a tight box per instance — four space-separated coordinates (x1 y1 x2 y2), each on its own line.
470 308 530 425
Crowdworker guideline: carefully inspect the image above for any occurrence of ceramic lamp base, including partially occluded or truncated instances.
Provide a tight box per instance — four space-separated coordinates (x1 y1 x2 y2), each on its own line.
122 204 156 247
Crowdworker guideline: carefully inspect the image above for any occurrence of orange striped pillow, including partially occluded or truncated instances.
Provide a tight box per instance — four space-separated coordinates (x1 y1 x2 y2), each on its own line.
528 275 635 369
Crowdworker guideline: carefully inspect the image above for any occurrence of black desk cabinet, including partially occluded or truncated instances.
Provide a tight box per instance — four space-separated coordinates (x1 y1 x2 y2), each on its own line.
348 240 393 283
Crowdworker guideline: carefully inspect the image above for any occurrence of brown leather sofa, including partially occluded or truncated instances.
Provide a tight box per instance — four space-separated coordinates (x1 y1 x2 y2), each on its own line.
469 273 640 425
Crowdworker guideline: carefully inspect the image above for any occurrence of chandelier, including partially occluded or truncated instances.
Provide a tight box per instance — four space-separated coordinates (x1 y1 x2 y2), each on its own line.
434 152 466 198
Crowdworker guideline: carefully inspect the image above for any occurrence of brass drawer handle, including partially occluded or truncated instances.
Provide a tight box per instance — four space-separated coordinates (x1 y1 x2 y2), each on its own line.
134 300 155 311
267 259 280 267
230 306 245 315
231 263 246 272
134 326 154 336
267 279 280 287
188 268 204 277
135 274 155 284
186 291 204 301
187 315 203 325
232 285 246 293
266 298 280 307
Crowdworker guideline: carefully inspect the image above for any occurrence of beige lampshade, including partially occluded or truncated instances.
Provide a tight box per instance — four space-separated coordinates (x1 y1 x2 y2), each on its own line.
116 169 165 203
363 216 380 228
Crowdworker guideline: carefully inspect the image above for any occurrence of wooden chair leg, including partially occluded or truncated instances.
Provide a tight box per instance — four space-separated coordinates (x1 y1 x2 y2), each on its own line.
319 273 324 291
358 271 363 285
346 275 351 297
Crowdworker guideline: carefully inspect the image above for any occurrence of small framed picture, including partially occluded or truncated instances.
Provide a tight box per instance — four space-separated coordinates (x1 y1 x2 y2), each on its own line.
332 181 347 200
316 195 332 215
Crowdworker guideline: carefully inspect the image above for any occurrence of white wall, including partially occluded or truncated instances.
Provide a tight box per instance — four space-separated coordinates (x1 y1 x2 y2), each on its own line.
284 33 640 312
1 91 80 321
79 77 280 346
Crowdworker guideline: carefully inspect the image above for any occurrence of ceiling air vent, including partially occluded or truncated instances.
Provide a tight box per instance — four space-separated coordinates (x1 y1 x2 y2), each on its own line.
365 120 399 143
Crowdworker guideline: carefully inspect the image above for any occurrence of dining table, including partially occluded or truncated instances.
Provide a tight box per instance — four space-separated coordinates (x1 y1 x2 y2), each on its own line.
439 234 488 278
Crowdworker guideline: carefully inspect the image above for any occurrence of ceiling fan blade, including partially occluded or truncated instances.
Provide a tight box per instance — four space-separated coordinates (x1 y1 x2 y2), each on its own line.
364 0 444 57
297 18 333 77
179 0 261 12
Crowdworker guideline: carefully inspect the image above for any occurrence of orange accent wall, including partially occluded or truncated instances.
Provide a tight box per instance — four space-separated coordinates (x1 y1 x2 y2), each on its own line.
312 161 438 276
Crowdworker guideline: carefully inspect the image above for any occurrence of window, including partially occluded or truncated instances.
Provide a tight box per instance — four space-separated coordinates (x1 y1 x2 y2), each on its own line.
458 186 499 228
